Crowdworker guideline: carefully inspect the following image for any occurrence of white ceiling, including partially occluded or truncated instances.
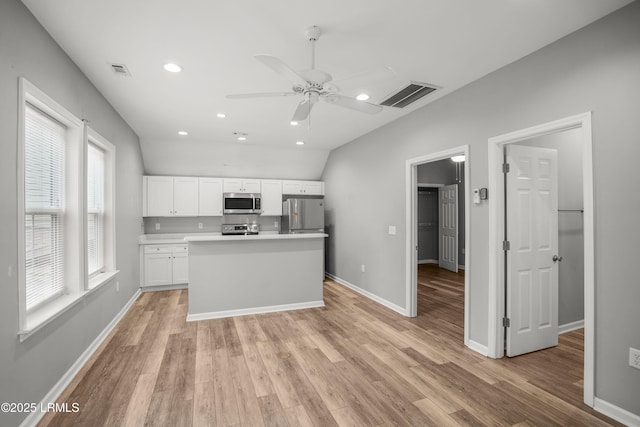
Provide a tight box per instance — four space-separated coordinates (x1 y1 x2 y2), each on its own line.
22 0 631 178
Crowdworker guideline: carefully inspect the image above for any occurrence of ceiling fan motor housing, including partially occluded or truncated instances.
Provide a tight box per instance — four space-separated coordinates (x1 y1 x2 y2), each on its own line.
305 25 321 41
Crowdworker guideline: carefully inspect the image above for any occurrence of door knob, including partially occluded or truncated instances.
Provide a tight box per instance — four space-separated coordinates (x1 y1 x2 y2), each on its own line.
552 255 563 262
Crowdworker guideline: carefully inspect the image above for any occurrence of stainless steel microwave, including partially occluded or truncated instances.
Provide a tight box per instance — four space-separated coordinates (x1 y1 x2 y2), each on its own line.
223 193 261 215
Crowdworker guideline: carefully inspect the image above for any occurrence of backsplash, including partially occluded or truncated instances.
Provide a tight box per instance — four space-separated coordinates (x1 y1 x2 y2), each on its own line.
143 215 281 234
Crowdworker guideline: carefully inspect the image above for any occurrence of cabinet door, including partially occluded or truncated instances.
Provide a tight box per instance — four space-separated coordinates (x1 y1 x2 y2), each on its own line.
199 178 223 216
172 253 189 284
144 253 173 286
223 178 243 193
146 176 174 216
173 177 199 216
303 181 324 195
282 180 303 195
260 180 283 216
242 179 261 194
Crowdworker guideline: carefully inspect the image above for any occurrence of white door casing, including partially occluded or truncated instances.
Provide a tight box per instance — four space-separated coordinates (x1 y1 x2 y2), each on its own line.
506 144 559 356
439 184 458 272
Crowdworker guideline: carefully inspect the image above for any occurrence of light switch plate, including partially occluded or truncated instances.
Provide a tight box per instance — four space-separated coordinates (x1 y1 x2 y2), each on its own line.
388 225 396 235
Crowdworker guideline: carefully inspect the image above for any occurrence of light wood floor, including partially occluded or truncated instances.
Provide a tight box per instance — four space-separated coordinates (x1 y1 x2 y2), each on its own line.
39 264 620 426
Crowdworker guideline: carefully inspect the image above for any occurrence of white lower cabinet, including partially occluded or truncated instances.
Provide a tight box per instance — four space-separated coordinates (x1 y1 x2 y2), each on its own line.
143 244 188 287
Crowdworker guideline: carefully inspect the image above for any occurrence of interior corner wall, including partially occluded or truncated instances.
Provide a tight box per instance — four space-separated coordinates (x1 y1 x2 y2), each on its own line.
321 1 640 416
0 1 144 425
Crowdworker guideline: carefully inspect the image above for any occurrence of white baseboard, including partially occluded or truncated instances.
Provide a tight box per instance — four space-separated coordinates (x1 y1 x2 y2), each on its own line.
186 300 325 322
458 264 465 270
467 339 489 356
418 259 438 264
559 319 585 335
140 283 188 292
594 397 640 426
325 273 409 316
20 289 142 427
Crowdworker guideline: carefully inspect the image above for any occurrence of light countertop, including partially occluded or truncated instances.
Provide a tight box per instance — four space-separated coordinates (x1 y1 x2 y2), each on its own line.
139 231 325 244
185 233 327 242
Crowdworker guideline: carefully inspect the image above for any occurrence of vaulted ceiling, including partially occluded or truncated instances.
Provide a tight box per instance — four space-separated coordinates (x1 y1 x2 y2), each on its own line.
22 0 632 179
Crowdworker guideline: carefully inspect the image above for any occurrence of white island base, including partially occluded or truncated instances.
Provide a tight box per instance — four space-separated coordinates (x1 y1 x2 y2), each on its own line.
185 233 327 321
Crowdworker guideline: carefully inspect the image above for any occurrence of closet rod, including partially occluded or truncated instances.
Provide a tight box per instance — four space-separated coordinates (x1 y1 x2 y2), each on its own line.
558 209 584 212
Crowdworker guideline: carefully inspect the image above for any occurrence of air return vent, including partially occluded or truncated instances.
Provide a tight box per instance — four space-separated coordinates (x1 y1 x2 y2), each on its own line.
110 63 131 77
379 81 439 108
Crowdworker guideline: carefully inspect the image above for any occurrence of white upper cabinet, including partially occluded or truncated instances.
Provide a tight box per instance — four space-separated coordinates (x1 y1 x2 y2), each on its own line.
281 180 324 196
145 176 173 216
144 176 198 217
198 178 223 216
172 177 199 216
260 180 283 216
223 178 261 194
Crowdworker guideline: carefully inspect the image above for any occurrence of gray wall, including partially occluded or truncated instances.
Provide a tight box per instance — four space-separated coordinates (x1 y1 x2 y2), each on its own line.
322 2 640 415
0 1 144 425
519 128 584 326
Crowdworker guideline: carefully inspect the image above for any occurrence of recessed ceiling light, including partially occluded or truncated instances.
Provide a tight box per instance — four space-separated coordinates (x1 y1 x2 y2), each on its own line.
178 131 188 136
217 113 226 118
237 136 247 141
296 141 305 146
356 93 370 101
163 63 182 73
290 121 299 126
451 155 465 162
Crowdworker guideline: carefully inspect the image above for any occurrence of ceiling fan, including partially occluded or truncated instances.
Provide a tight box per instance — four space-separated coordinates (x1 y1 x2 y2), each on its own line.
226 25 394 123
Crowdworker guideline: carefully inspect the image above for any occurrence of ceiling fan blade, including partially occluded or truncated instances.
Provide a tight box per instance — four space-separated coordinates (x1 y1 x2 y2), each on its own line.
291 100 314 122
226 92 297 99
324 94 383 114
255 54 308 87
329 66 395 92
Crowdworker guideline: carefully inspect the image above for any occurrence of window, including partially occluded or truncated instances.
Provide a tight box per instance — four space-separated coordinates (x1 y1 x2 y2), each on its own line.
24 105 66 311
19 78 118 341
86 128 116 289
87 143 105 276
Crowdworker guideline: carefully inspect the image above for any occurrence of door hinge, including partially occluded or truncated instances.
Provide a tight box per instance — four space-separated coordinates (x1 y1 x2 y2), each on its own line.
503 317 510 328
502 163 510 173
502 240 510 251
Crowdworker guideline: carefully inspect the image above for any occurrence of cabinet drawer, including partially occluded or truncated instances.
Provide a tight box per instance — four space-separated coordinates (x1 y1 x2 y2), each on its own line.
172 245 189 254
144 245 173 254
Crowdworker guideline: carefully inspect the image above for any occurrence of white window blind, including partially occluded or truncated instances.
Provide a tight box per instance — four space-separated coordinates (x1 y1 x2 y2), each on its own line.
87 143 105 275
24 104 66 311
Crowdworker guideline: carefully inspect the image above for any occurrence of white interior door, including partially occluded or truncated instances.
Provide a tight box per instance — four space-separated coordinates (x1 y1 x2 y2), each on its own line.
438 184 458 272
506 145 559 357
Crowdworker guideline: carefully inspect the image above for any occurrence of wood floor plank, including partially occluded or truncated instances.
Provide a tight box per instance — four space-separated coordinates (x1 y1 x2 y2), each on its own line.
258 394 290 427
230 355 266 427
193 381 216 427
39 264 621 427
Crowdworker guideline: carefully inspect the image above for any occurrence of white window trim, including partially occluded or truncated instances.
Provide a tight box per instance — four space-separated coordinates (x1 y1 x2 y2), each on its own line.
18 78 119 342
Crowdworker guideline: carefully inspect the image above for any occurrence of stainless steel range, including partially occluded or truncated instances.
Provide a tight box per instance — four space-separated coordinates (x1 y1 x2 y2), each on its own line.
221 223 260 235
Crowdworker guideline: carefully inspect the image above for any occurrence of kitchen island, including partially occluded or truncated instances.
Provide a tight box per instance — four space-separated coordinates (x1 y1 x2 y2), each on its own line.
184 233 327 321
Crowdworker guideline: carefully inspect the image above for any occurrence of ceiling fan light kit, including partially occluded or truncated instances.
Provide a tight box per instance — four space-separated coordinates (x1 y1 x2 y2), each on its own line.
226 25 395 125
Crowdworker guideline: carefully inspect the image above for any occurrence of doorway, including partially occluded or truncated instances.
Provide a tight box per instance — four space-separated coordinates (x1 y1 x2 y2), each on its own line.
487 112 595 406
405 145 471 348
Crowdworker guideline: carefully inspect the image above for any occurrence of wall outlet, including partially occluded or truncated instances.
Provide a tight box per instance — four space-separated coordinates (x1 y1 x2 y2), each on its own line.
388 225 396 235
361 264 365 273
155 223 160 230
274 221 279 228
630 347 640 370
116 281 120 292
198 222 203 230
462 248 465 254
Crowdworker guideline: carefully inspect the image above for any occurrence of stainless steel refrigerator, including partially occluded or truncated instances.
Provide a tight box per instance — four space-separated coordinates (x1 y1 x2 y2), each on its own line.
281 198 324 234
